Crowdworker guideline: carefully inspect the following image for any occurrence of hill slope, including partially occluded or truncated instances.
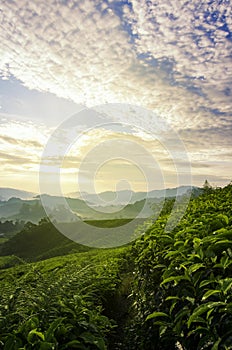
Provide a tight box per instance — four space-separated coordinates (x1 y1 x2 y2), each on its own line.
0 220 90 261
127 183 232 349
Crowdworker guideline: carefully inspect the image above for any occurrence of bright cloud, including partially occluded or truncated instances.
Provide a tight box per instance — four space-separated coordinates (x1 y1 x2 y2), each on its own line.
0 117 50 190
0 0 231 127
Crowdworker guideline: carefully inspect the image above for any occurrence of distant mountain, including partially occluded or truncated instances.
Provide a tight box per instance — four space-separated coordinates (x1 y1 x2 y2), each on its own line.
0 188 36 201
0 186 197 204
0 197 46 223
83 190 146 205
69 186 198 205
148 185 199 198
0 186 200 225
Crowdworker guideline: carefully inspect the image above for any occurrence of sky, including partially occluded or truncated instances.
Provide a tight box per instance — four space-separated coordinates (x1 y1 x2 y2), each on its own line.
0 0 231 195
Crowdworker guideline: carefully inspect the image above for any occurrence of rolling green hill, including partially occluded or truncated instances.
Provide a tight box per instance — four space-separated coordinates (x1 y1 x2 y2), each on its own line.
0 218 146 261
0 220 90 262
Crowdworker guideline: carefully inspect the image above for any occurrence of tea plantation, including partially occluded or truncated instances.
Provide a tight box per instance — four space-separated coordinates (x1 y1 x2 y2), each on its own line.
1 183 232 349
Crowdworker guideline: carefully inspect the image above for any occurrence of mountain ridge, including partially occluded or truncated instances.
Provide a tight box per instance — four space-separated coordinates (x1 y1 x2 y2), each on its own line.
0 185 197 203
68 185 197 205
0 186 200 224
0 188 36 201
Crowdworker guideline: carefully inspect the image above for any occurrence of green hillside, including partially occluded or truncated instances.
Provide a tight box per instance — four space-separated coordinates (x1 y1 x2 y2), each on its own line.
0 220 90 262
0 183 232 349
127 182 232 349
0 218 145 261
0 247 130 350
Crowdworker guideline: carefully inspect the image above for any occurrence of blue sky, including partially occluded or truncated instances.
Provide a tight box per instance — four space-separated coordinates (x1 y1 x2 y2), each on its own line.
0 0 231 193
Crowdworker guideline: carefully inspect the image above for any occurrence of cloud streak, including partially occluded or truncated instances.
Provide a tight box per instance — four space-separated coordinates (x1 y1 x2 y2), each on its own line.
0 117 49 175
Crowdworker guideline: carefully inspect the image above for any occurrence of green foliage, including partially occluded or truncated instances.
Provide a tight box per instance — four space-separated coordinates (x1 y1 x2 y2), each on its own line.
0 248 129 349
128 183 232 349
84 218 133 228
0 219 25 236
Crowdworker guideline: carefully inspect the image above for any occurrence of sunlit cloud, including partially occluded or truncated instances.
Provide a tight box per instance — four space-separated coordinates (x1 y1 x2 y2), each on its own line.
0 117 51 190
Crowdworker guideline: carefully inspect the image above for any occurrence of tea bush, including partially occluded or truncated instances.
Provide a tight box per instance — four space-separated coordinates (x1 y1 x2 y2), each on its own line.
128 184 232 349
0 248 129 349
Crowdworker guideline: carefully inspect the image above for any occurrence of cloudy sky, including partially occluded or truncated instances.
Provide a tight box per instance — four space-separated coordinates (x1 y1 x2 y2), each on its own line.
0 0 231 194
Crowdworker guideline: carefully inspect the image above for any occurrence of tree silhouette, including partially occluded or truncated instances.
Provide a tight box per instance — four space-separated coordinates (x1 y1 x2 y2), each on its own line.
203 179 212 192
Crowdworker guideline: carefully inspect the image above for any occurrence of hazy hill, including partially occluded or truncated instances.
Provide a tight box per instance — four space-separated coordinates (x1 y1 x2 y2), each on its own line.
0 198 46 223
0 194 153 223
0 188 36 201
72 190 146 205
0 186 200 224
69 185 197 205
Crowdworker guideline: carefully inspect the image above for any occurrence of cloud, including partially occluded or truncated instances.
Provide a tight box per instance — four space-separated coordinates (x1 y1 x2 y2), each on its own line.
0 0 231 132
179 124 232 159
0 151 35 165
125 0 232 115
0 134 42 149
0 0 134 103
0 117 49 174
40 125 189 194
0 78 83 127
190 174 232 187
